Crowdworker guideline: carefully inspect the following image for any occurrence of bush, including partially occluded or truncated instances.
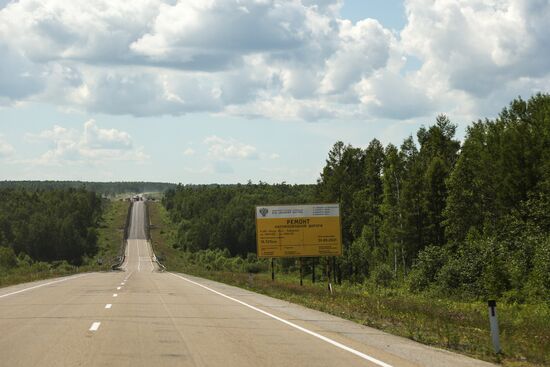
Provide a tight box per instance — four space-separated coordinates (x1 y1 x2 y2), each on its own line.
407 246 447 292
0 246 17 270
245 262 262 274
17 252 33 267
372 264 393 288
528 237 550 301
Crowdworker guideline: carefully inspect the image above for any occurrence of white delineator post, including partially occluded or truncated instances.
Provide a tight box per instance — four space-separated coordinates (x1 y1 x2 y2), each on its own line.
488 300 501 354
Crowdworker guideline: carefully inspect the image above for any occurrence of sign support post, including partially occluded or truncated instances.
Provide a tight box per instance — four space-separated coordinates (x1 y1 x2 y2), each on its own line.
299 258 303 286
255 204 342 289
326 257 333 294
332 257 337 283
312 258 316 283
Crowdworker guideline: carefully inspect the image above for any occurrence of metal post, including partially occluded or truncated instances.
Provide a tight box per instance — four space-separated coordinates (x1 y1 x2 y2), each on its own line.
326 257 333 294
271 258 274 281
299 258 303 286
488 300 501 354
312 257 316 283
332 257 337 284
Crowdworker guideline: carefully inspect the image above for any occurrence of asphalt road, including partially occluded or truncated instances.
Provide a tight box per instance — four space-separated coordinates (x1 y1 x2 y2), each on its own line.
0 201 496 367
128 200 147 240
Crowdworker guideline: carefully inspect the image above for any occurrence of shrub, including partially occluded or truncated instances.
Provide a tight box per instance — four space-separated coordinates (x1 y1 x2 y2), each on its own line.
407 246 447 292
245 262 262 274
372 264 393 288
0 246 17 270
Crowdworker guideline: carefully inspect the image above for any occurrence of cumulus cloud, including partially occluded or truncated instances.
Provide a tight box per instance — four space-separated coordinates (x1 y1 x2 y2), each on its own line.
320 19 392 94
0 0 397 119
0 0 548 121
204 135 258 160
401 0 550 115
130 1 309 67
356 70 433 119
0 135 15 158
0 40 45 103
29 119 148 165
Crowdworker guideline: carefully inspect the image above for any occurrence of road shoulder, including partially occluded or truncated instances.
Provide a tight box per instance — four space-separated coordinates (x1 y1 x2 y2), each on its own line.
171 272 498 367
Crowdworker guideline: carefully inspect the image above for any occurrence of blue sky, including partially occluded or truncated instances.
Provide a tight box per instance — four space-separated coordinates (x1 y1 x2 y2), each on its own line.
1 0 549 184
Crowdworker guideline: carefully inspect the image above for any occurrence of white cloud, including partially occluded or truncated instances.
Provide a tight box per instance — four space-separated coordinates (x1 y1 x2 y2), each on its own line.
0 0 548 121
29 119 148 165
0 40 45 104
320 19 393 94
83 119 132 150
0 134 15 158
0 0 396 119
204 135 258 160
129 0 309 68
400 0 550 116
356 70 433 119
183 147 195 156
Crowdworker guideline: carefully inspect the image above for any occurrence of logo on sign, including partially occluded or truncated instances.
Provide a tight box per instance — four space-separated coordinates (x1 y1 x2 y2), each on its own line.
259 208 269 217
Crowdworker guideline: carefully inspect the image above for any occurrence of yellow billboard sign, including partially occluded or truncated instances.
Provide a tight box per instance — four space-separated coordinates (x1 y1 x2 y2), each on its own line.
255 204 342 258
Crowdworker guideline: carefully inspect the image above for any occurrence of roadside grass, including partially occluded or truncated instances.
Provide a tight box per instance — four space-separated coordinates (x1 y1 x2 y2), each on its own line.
148 201 550 367
95 199 130 269
148 199 180 268
0 199 129 289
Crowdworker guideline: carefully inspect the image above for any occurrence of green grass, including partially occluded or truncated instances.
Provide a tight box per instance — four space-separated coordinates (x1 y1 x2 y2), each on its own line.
96 199 130 268
147 201 550 367
148 199 179 267
0 199 129 288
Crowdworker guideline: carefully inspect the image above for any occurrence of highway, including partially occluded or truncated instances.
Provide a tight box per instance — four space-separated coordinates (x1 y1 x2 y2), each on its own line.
0 201 496 367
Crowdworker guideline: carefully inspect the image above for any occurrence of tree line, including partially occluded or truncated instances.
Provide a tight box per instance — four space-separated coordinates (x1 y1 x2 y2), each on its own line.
0 188 102 268
0 181 176 197
163 94 550 301
163 183 315 256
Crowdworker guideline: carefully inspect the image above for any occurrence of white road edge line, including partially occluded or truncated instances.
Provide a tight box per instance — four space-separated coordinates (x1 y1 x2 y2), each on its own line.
89 322 101 331
168 272 393 367
122 239 130 271
113 293 118 297
149 242 154 271
117 287 121 290
105 304 112 309
0 273 90 299
126 238 130 270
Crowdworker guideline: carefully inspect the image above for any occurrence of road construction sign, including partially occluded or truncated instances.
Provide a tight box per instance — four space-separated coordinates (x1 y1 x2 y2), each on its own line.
255 204 342 258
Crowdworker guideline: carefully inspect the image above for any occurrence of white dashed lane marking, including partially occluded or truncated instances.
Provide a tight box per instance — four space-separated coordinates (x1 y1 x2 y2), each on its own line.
105 304 112 309
89 322 101 331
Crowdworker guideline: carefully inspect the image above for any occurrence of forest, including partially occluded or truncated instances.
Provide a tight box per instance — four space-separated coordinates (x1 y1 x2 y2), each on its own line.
0 188 102 268
163 94 550 302
0 181 176 197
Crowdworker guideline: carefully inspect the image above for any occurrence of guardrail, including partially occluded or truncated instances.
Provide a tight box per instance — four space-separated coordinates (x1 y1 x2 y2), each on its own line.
152 254 166 272
111 201 133 270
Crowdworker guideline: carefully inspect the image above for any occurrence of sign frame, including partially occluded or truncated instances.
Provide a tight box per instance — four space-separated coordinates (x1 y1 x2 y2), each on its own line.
255 203 342 258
